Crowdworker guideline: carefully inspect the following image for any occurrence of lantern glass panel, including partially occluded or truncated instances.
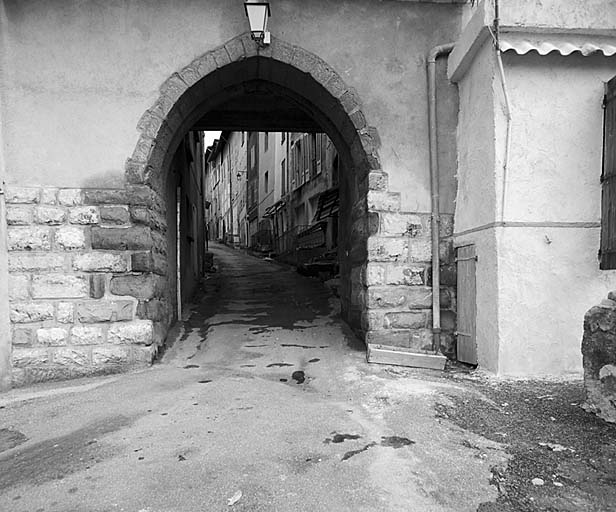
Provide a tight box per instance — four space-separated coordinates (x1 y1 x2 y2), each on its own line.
245 4 268 34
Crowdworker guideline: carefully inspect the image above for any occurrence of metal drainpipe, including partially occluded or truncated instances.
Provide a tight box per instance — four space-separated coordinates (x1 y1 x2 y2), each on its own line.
427 43 455 353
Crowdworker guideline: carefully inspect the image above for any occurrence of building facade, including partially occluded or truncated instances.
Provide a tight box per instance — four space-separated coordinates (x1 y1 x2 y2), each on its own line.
205 131 340 265
1 0 616 388
448 0 616 375
204 131 247 247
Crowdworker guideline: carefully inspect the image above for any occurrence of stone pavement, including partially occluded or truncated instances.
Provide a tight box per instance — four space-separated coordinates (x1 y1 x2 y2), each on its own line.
0 243 505 511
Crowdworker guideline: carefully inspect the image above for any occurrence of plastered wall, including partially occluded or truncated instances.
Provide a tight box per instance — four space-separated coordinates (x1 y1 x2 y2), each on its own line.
454 42 497 233
499 0 616 31
455 43 616 376
0 0 463 213
453 41 501 372
495 52 616 376
497 227 615 376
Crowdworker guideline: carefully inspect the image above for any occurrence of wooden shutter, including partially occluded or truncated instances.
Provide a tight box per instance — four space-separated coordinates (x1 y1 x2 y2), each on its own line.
601 75 616 269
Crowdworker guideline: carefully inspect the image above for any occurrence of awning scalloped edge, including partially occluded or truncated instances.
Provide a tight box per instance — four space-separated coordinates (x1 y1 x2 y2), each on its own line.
500 33 616 57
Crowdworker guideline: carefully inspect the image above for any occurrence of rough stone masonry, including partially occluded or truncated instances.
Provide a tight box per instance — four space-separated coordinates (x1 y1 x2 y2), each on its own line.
582 292 616 423
4 182 457 386
5 185 170 387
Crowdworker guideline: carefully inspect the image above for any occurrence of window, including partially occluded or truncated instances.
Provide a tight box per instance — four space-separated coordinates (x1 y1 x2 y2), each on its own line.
303 134 311 183
315 134 323 175
249 181 257 208
601 75 616 269
281 132 286 144
264 132 269 152
264 171 269 193
281 159 286 195
250 146 256 170
295 204 306 226
241 131 245 146
332 155 340 187
292 138 303 189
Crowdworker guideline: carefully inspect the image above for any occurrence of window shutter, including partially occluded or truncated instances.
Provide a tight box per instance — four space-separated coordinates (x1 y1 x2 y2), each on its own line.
601 75 616 269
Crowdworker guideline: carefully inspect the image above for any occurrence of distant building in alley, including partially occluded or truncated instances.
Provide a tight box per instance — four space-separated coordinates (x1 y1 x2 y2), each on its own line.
204 131 339 265
204 131 246 247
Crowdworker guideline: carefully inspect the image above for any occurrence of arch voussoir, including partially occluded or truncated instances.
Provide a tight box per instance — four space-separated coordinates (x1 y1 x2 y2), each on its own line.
126 158 148 184
349 110 367 131
131 136 155 167
211 45 232 68
339 88 362 116
137 110 164 140
149 93 176 122
191 52 218 80
290 47 321 75
178 65 202 88
270 37 297 65
159 73 190 104
224 36 248 62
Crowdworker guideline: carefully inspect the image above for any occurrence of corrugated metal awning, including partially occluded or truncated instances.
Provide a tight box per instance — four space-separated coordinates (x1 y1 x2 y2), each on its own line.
501 32 616 57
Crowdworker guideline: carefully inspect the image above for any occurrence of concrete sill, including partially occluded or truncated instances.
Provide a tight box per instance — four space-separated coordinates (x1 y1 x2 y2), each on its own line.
367 344 447 370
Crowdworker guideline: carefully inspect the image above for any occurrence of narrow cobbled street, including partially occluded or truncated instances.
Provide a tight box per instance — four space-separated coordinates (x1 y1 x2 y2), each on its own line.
0 244 614 511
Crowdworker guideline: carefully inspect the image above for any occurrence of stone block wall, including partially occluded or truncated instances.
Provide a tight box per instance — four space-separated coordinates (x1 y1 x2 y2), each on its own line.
3 180 457 385
5 185 170 386
364 176 456 358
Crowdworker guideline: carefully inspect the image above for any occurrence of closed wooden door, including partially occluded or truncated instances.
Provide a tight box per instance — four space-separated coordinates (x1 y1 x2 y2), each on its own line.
456 245 477 365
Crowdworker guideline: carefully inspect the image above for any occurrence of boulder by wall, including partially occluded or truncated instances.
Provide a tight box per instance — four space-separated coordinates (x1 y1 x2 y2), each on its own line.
582 293 616 423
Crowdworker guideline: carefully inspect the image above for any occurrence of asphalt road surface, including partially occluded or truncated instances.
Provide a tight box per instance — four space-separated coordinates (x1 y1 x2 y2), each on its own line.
0 243 504 512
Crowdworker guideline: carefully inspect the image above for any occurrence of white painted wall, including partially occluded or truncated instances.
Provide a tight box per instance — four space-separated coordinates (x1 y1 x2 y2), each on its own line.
500 0 616 31
454 42 502 373
503 53 614 223
494 52 616 376
455 43 616 376
454 43 497 233
497 226 616 376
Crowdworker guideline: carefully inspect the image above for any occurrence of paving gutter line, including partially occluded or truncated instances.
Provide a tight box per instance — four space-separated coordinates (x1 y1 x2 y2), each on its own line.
0 375 125 408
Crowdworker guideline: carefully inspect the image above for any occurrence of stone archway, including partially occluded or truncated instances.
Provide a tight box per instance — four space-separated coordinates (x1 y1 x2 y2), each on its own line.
3 33 413 387
120 33 398 352
127 34 384 188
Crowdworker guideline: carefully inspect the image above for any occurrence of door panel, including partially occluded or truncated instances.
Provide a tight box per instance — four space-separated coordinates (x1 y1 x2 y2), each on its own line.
456 245 477 365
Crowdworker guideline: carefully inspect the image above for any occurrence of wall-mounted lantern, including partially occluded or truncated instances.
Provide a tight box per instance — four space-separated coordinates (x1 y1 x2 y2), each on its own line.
244 1 271 46
236 170 247 181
